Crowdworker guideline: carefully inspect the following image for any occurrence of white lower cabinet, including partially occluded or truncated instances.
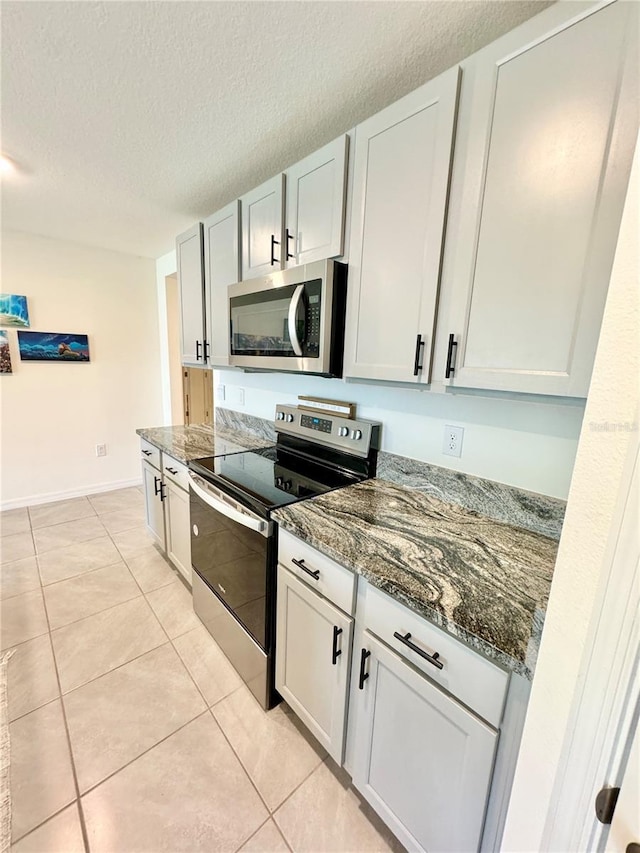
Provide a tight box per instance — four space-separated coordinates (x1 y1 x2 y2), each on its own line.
141 444 192 583
275 532 515 852
164 478 191 584
351 631 497 853
142 458 166 550
275 565 353 763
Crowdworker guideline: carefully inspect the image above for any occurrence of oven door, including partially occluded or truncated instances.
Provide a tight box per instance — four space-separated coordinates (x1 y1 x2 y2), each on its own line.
189 472 271 650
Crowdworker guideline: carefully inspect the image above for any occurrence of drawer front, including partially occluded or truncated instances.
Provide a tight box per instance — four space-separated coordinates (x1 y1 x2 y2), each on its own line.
162 454 189 491
363 583 509 727
140 438 161 470
278 529 356 616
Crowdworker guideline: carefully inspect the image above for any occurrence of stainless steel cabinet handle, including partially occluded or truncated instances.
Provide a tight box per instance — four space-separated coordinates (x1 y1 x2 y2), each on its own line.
445 333 457 378
332 626 343 665
358 648 371 689
393 631 443 670
291 557 319 580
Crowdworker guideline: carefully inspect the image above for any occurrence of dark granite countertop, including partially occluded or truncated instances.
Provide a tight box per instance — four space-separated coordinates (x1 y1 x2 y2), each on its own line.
136 423 272 463
273 478 558 679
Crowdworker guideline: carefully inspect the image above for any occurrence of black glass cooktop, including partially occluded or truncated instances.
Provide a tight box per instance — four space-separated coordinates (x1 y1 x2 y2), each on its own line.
189 445 363 515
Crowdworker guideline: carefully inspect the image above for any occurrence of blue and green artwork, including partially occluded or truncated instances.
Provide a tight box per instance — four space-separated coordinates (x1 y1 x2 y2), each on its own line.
0 294 30 327
18 332 90 362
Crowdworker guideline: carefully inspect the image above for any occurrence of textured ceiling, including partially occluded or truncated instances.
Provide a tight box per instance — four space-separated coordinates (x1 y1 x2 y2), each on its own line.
2 1 552 259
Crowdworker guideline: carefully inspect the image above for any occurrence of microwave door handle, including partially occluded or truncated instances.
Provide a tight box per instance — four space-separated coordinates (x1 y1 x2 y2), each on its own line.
287 284 305 357
188 473 268 535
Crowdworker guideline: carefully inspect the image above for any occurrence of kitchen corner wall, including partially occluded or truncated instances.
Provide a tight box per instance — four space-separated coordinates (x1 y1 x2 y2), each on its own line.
0 231 164 508
213 369 585 500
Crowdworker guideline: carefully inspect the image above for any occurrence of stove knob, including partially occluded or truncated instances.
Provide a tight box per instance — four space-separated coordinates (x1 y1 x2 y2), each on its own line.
338 426 349 437
284 480 292 491
351 429 363 440
276 477 283 487
286 413 294 423
276 412 285 421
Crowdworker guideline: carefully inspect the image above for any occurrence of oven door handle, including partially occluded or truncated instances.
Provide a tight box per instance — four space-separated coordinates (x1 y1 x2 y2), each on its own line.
188 473 268 536
287 284 304 357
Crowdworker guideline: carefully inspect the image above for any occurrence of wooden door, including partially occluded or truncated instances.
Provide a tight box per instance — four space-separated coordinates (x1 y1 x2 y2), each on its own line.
276 565 353 764
182 368 212 425
204 201 241 366
241 175 285 280
351 631 497 853
285 136 348 268
344 67 460 384
440 1 638 396
176 223 206 365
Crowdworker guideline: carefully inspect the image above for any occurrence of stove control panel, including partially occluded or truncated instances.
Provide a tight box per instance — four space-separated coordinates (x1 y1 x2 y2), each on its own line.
275 405 381 458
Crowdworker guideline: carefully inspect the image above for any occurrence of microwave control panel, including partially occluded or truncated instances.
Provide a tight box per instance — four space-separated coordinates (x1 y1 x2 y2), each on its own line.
304 282 322 356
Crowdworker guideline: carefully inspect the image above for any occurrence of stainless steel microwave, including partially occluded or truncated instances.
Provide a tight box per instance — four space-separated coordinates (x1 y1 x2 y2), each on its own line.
228 259 347 376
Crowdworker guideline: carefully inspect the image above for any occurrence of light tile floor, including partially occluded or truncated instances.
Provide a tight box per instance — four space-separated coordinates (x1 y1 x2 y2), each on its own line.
1 488 401 853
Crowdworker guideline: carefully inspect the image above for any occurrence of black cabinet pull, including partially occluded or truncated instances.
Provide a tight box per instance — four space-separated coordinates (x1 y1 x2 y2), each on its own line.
195 340 202 361
270 234 280 266
291 557 320 580
393 631 444 670
445 333 457 378
153 475 161 496
203 340 210 361
413 334 425 376
159 482 166 502
142 449 152 457
358 648 371 689
285 229 295 260
332 626 343 665
166 467 178 475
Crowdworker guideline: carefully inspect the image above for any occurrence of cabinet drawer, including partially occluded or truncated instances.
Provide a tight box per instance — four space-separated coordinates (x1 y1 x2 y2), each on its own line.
278 529 356 616
363 583 508 727
162 454 189 491
140 438 161 470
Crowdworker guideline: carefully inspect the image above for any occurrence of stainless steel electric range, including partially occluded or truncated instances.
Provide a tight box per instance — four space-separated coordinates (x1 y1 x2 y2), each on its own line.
188 404 381 709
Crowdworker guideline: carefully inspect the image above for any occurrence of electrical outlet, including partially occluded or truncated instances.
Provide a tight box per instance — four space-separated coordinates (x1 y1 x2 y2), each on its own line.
216 384 225 401
443 425 464 458
96 444 107 457
238 388 245 406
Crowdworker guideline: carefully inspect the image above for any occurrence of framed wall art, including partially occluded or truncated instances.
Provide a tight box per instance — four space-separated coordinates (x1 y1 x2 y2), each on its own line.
0 331 12 373
17 332 90 362
0 294 30 327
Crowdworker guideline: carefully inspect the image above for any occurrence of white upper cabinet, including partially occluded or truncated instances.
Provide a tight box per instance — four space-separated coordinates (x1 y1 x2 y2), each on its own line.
176 223 206 366
438 0 638 397
344 67 460 384
204 201 241 367
284 136 348 268
241 174 285 280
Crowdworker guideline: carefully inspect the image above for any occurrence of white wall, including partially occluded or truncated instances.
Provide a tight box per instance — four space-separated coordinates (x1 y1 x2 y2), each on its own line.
0 231 164 508
502 143 639 849
214 369 584 499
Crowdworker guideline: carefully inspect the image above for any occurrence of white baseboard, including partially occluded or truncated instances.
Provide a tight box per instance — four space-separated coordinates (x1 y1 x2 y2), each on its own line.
1 478 143 511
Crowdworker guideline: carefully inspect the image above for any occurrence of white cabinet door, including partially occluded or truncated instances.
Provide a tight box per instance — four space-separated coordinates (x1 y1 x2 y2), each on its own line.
165 479 191 584
276 565 353 764
241 175 285 280
344 67 460 384
351 631 497 853
440 0 638 397
142 460 165 550
285 136 348 268
204 201 241 367
177 223 206 365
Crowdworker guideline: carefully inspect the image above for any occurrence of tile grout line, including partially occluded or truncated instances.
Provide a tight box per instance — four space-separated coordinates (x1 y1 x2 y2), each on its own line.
30 519 92 853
